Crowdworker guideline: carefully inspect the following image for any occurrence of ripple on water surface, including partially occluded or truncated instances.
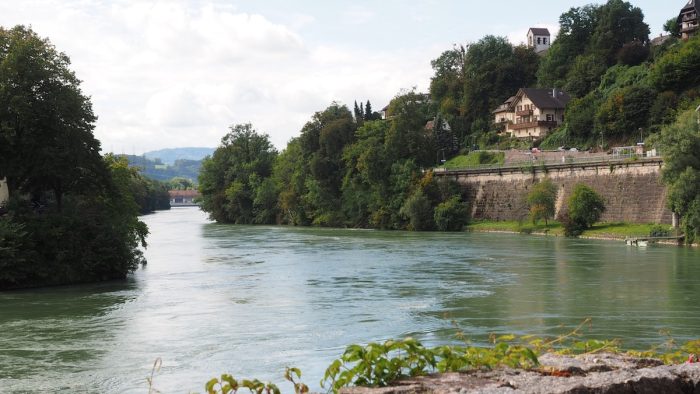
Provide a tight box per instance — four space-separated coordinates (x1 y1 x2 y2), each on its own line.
1 207 700 393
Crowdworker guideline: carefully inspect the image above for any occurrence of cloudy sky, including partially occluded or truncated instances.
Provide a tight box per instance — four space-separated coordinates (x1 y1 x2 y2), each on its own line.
1 0 673 154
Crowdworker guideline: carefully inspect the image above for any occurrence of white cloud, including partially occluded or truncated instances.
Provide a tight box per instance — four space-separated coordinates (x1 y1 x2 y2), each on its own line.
0 0 434 154
343 7 376 25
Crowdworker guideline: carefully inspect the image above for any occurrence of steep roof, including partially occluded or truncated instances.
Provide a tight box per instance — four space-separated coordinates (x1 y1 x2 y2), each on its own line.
679 0 699 22
528 28 550 36
492 96 517 113
518 88 570 109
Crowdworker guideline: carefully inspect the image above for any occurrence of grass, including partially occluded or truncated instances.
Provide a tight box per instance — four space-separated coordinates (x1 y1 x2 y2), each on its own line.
467 220 563 235
583 222 669 239
441 151 505 170
467 220 670 240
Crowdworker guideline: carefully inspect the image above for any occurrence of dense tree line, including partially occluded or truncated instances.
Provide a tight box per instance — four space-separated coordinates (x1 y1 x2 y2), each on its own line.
199 95 469 231
0 26 149 289
201 0 700 237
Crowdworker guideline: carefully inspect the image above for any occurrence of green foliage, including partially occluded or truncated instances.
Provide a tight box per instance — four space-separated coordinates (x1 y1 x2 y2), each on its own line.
564 54 607 98
527 179 558 226
657 110 700 243
664 18 681 38
430 37 538 147
198 124 278 224
649 224 671 238
0 26 148 289
434 196 469 231
650 36 700 93
442 151 504 169
123 154 203 183
0 25 107 208
399 190 435 231
321 338 538 393
204 375 281 394
562 184 606 237
595 85 656 137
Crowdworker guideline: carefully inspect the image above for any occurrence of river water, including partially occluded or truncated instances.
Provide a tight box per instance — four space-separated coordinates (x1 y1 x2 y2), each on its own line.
1 207 699 393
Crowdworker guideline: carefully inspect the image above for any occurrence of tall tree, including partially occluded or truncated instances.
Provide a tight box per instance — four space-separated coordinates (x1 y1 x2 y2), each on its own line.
0 25 108 208
198 123 278 224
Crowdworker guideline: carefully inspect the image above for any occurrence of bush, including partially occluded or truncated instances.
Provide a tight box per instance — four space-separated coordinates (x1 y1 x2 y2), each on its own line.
562 184 606 237
526 179 557 226
399 190 435 231
434 196 469 231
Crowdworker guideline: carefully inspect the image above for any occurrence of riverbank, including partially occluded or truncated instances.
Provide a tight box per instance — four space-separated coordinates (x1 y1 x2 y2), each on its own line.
466 220 675 242
340 353 700 394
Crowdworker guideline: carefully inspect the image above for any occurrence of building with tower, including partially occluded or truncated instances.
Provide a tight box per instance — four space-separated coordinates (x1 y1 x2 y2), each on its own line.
527 28 551 54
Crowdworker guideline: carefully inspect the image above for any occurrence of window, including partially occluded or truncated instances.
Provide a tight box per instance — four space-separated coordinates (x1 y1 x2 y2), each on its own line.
543 38 547 45
537 37 541 44
546 114 554 122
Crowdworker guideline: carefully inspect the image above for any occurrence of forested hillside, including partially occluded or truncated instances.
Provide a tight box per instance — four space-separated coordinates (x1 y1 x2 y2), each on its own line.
199 0 700 241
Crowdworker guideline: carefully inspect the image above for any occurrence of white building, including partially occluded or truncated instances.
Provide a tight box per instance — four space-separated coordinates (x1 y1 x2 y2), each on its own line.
493 88 571 139
527 28 551 54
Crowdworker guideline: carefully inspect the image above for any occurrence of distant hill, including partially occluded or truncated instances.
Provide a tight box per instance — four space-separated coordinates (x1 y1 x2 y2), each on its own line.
122 154 203 183
143 147 215 166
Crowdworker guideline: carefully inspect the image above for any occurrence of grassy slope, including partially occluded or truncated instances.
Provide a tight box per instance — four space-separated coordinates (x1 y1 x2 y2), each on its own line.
466 220 666 239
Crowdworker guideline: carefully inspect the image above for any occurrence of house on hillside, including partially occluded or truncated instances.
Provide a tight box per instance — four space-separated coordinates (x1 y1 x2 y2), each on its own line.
679 0 699 40
527 28 551 54
169 190 200 206
493 88 571 139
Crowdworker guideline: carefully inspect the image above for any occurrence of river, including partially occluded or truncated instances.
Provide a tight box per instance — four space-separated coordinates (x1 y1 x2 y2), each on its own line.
1 207 699 393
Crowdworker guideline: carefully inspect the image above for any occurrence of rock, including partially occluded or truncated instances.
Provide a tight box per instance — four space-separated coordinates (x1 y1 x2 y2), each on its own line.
339 353 700 394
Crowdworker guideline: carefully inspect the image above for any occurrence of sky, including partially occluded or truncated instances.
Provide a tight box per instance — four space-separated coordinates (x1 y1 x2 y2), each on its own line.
0 0 675 154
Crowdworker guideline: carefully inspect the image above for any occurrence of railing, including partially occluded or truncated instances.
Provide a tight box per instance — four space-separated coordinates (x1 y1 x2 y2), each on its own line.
434 152 662 173
515 109 533 116
509 120 558 130
682 24 699 33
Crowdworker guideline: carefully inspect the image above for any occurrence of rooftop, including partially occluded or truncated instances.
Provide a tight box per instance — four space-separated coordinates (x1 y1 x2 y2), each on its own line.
528 28 550 36
519 88 571 109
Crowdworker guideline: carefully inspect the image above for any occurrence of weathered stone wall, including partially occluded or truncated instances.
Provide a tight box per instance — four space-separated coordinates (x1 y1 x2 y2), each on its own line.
435 159 671 224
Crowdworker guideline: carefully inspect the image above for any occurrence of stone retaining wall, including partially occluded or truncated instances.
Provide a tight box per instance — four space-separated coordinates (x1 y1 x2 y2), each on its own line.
435 159 671 224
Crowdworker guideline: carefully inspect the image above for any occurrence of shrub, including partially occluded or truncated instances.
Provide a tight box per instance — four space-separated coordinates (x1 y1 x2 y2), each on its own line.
526 179 558 226
562 184 606 237
434 196 469 231
399 190 435 231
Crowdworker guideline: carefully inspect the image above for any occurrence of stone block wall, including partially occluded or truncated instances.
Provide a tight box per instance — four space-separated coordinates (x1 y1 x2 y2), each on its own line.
436 159 672 224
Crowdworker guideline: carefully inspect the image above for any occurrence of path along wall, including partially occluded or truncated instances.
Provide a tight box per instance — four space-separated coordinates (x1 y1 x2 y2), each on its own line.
435 159 671 224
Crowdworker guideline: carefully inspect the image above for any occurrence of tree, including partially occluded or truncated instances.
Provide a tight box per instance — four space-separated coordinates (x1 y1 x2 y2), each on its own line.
430 37 538 146
563 183 606 236
589 0 649 66
0 26 148 289
595 85 656 137
538 5 599 88
663 18 681 38
564 54 607 98
527 179 558 226
657 110 700 242
434 196 469 231
650 36 700 94
0 26 108 209
198 124 278 224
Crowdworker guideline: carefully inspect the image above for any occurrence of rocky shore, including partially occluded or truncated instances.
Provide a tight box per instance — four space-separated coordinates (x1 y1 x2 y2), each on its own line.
339 353 700 394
